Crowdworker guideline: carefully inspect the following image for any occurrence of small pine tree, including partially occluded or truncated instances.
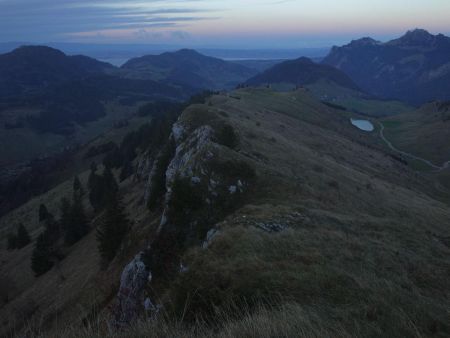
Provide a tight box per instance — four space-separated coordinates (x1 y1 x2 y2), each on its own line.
16 224 31 249
88 163 120 212
7 233 17 250
39 204 50 222
88 166 103 212
31 232 54 276
102 165 118 199
43 211 60 241
147 139 176 210
59 197 71 231
73 176 84 198
96 194 129 264
64 194 89 245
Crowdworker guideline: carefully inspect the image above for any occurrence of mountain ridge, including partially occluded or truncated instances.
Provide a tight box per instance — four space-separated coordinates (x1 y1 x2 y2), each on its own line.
323 29 450 104
121 48 257 90
244 56 359 90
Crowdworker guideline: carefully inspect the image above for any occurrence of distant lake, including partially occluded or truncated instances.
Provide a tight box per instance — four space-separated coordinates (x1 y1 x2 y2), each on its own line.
350 119 374 132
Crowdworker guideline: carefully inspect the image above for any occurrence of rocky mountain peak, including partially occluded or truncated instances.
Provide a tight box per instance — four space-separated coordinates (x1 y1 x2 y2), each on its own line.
348 37 380 47
391 28 436 46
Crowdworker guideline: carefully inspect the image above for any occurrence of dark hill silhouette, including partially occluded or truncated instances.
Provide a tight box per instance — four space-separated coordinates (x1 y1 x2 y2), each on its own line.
121 49 257 90
0 46 115 98
244 57 359 90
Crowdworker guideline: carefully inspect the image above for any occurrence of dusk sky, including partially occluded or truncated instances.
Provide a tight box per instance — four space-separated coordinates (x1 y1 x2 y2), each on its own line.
1 0 449 48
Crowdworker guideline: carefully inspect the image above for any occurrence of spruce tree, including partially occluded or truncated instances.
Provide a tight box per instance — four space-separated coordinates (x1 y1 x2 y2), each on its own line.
96 194 129 263
73 176 84 198
31 232 54 276
59 197 71 231
39 204 50 222
44 212 60 241
7 233 17 250
88 165 103 211
102 165 118 204
16 224 31 248
64 193 89 245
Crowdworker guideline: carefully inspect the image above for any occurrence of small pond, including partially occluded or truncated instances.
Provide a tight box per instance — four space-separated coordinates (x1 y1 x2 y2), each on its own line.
350 118 374 132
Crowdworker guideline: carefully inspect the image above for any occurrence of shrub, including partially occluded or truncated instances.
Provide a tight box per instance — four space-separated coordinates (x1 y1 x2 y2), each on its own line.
16 224 31 248
215 124 239 149
6 224 31 250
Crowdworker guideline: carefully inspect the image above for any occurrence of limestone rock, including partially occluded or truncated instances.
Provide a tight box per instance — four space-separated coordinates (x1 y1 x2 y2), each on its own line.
111 252 150 329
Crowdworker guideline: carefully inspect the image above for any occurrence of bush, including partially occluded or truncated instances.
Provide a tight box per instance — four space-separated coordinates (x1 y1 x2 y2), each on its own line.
6 224 31 250
16 224 31 248
215 124 239 149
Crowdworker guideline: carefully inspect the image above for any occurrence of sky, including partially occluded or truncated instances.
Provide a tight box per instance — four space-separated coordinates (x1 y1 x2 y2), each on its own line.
0 0 450 48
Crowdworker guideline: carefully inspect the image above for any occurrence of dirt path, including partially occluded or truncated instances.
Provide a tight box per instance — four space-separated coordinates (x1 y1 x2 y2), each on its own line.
378 122 449 172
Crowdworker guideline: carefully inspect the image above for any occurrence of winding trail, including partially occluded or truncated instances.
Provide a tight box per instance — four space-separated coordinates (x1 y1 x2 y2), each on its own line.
378 122 450 172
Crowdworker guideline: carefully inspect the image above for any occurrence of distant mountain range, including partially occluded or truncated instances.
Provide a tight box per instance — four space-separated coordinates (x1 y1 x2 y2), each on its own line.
0 46 193 134
323 29 450 104
121 49 257 90
244 56 359 90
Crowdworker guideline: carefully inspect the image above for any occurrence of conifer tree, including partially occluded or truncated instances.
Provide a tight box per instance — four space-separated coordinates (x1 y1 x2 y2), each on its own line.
43 211 60 241
59 197 71 231
16 224 31 248
31 232 54 276
88 163 120 211
7 233 17 250
96 194 128 263
73 176 84 198
102 165 118 204
39 204 50 222
88 164 103 211
64 193 89 245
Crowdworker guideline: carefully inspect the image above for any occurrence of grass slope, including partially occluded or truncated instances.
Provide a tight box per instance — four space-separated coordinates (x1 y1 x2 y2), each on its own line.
1 88 449 337
381 102 450 166
307 80 413 117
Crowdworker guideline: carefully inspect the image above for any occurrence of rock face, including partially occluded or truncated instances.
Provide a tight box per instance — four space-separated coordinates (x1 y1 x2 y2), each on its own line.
159 123 215 229
111 252 150 329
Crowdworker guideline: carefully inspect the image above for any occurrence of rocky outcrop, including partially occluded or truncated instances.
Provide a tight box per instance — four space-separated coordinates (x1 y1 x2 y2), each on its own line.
111 109 255 329
159 123 215 229
202 228 221 249
111 252 151 329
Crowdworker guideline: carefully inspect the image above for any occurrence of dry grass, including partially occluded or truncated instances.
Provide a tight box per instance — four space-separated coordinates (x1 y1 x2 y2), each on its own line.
18 303 350 338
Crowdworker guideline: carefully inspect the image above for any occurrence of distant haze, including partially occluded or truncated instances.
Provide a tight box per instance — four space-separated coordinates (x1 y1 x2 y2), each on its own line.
0 0 449 48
